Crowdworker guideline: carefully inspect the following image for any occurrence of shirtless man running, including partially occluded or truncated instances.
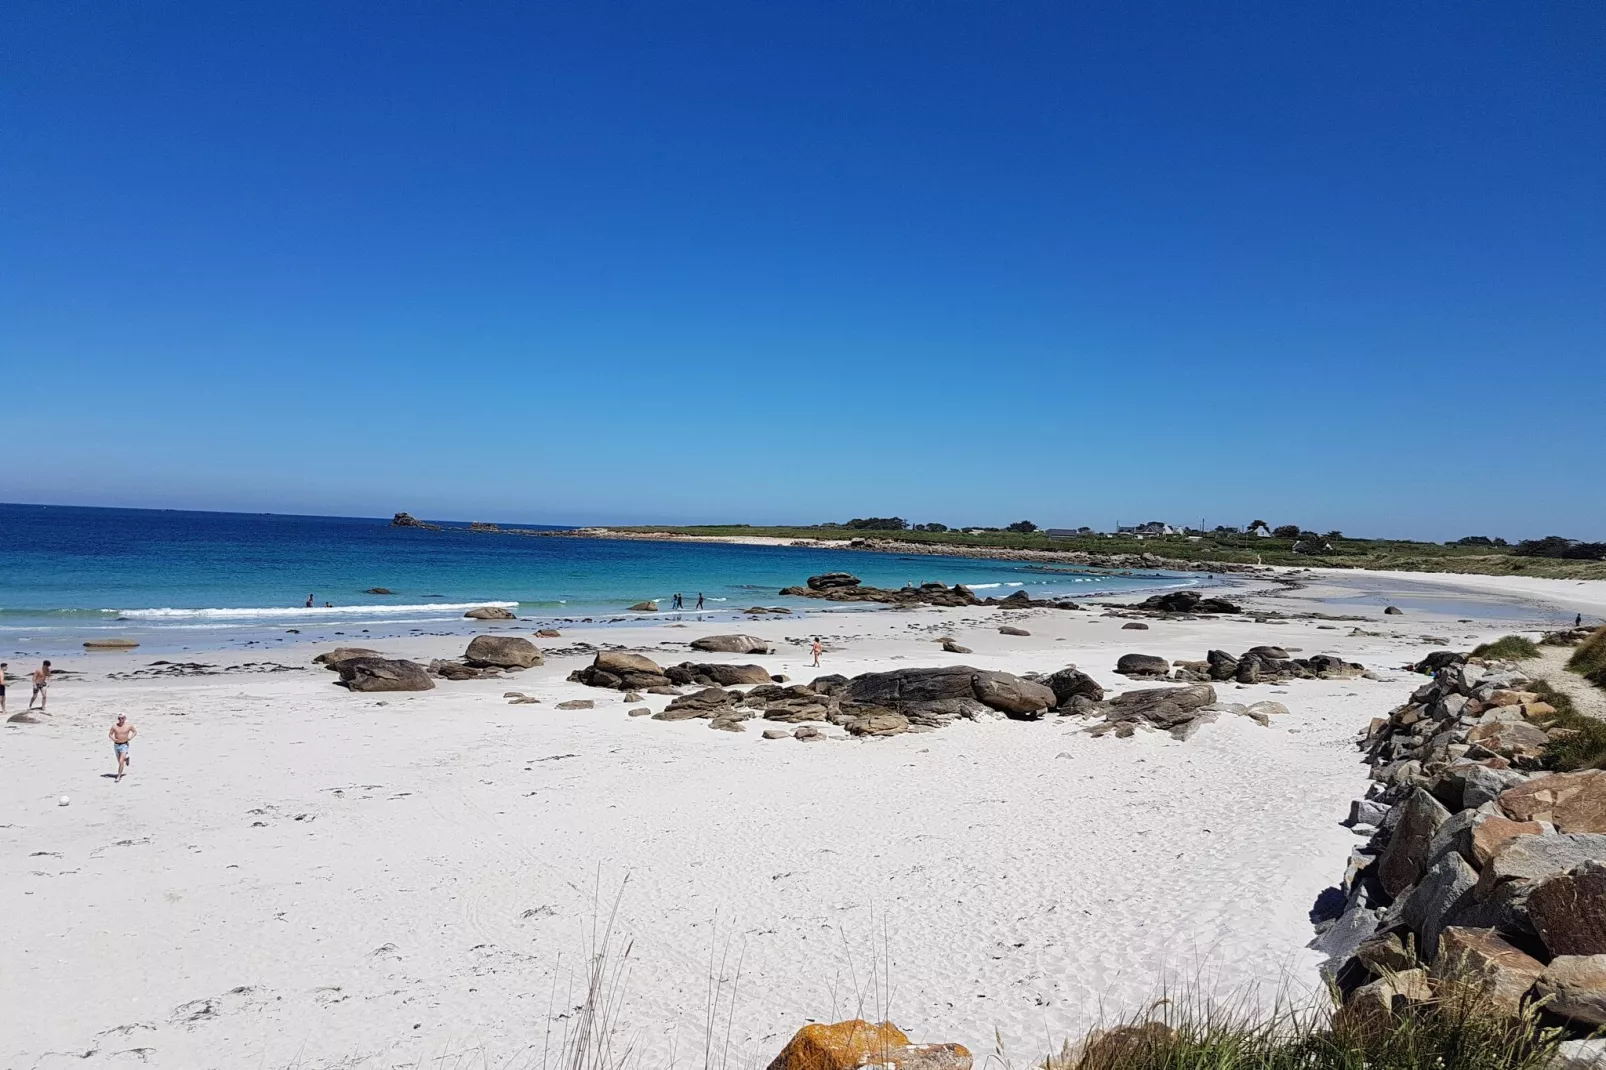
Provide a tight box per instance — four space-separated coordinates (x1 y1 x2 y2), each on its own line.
109 714 137 781
29 660 51 711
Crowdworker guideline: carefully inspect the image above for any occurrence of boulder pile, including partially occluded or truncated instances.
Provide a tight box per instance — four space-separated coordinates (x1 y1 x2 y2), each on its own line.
1132 590 1242 614
778 574 1081 610
764 1019 969 1070
781 574 983 607
1112 646 1367 684
1312 649 1606 1037
567 651 776 691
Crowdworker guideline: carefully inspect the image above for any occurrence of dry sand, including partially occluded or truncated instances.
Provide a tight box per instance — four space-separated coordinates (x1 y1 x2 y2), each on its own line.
4 576 1600 1069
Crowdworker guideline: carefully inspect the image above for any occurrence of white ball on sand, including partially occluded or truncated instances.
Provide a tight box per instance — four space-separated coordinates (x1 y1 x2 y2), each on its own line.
58 795 70 807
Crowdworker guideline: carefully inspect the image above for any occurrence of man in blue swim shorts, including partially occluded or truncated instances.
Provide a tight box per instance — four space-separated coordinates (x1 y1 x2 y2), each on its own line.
109 713 137 781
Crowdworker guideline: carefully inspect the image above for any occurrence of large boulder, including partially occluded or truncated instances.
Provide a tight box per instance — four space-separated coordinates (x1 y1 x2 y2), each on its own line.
337 657 434 692
313 647 384 670
1534 956 1606 1026
666 662 772 687
1378 789 1453 898
570 651 673 691
1394 851 1478 960
1115 654 1171 677
1105 684 1217 729
1529 860 1606 957
765 1020 970 1070
1499 770 1606 833
807 573 862 591
1206 650 1240 680
655 687 738 720
846 711 910 737
971 672 1056 720
627 600 659 612
1465 720 1551 762
1043 667 1105 707
1432 926 1545 1015
689 634 772 655
464 606 516 620
1475 833 1606 905
464 634 543 669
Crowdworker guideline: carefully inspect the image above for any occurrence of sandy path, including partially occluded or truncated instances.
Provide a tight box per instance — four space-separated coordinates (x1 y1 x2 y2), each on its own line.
1523 647 1606 721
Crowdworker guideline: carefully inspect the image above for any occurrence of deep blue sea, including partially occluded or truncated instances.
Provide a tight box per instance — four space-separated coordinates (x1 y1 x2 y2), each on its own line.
0 503 1206 656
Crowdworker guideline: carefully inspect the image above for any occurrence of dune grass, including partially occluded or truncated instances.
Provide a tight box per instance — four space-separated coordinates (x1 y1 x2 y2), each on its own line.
1470 635 1541 661
1529 680 1606 772
1568 627 1606 689
1049 982 1564 1070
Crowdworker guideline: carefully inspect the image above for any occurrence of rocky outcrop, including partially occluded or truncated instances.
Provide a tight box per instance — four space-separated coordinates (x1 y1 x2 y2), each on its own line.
627 600 659 612
689 634 773 654
807 573 861 591
314 647 384 670
1134 590 1241 614
464 606 516 620
390 512 441 530
781 580 982 608
1314 645 1606 1037
839 666 1056 725
568 651 674 691
337 657 434 692
666 662 772 687
464 634 543 669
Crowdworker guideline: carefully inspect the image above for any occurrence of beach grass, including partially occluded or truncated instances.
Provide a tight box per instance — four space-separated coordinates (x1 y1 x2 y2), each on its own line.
1047 981 1564 1070
1568 627 1606 689
1532 681 1606 771
1470 635 1542 661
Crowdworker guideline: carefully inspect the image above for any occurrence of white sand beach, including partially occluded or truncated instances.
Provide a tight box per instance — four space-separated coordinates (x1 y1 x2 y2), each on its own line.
4 575 1601 1070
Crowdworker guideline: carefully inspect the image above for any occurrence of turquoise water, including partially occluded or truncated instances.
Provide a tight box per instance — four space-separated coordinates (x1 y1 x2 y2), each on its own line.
0 504 1204 656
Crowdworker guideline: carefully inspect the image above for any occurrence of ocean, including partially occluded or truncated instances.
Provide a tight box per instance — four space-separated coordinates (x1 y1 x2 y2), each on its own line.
0 503 1206 657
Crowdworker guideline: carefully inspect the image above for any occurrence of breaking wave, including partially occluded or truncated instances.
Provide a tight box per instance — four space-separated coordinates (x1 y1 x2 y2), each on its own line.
115 601 520 621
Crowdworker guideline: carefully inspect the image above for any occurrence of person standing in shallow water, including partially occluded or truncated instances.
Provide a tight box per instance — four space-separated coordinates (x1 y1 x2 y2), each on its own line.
696 592 704 610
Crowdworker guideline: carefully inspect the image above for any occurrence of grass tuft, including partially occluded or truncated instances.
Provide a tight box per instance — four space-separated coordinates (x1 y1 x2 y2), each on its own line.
1047 980 1563 1070
1470 635 1541 661
1530 680 1606 771
1568 627 1606 689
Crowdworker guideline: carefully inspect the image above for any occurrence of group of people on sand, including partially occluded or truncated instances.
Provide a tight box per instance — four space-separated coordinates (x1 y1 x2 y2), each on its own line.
669 592 705 611
1 660 52 716
3 660 138 782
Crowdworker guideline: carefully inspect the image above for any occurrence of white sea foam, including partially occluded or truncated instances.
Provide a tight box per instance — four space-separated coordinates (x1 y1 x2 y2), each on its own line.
115 601 520 621
968 583 1004 590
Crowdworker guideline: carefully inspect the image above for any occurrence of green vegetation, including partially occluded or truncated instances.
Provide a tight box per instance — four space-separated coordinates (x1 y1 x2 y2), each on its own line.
1568 627 1606 689
1470 635 1541 661
599 523 1606 579
1050 983 1562 1070
1532 680 1606 771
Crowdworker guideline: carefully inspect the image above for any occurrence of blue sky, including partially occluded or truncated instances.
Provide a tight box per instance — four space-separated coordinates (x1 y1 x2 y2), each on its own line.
3 3 1602 538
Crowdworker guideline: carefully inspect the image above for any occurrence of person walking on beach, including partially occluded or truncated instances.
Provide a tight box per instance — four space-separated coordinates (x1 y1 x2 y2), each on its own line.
695 592 704 610
306 593 315 607
108 713 136 781
0 663 7 715
672 592 683 611
811 639 823 668
28 661 51 711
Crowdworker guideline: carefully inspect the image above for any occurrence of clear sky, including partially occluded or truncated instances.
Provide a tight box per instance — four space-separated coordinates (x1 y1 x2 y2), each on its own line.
3 3 1602 539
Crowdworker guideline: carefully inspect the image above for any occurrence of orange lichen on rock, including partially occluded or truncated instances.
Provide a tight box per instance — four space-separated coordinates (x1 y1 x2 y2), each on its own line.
766 1021 971 1070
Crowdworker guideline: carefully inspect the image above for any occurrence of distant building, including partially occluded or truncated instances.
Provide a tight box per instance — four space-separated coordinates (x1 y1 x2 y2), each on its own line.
1116 521 1177 536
